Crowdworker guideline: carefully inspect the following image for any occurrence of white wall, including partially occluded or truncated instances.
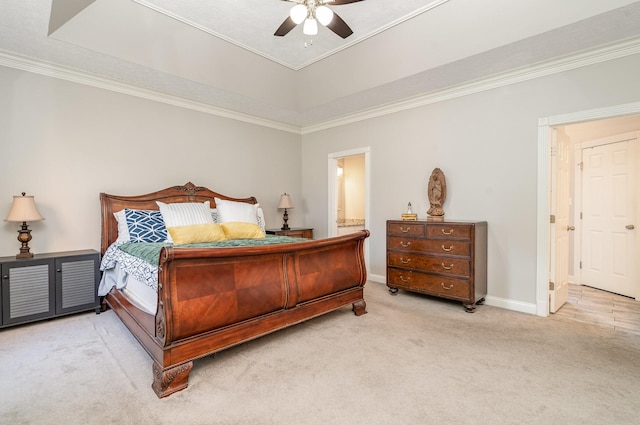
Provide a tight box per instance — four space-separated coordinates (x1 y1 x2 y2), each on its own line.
300 53 640 307
0 66 302 257
343 155 365 220
3 51 639 312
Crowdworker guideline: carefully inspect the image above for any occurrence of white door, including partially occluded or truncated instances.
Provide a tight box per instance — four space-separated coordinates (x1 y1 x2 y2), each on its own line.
580 135 638 298
549 129 571 313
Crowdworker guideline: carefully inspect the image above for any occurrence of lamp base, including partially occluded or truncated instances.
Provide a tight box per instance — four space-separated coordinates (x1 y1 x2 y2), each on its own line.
16 222 34 259
281 209 290 231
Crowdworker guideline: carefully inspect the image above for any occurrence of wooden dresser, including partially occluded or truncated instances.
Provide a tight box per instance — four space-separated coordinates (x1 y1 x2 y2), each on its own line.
386 220 487 312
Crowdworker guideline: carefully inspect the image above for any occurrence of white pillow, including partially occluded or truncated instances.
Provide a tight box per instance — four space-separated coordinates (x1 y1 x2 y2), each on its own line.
215 198 259 225
113 209 130 243
256 207 266 232
213 206 265 231
156 201 213 242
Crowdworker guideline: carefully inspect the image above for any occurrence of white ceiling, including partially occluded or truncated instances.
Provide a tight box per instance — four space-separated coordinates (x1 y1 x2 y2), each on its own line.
2 0 640 129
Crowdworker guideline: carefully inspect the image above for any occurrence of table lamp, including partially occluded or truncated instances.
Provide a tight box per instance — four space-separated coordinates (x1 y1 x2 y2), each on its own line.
278 193 294 230
5 192 45 259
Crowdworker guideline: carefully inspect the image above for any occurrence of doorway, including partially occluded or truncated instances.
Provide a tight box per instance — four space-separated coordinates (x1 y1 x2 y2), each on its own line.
336 156 366 235
538 103 640 317
328 147 371 267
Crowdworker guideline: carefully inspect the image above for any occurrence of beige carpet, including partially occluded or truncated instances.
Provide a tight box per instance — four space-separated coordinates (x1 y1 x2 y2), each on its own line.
1 282 639 425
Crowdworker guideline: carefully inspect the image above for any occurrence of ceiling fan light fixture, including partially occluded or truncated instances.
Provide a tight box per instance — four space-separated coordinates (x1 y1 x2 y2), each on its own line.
316 5 334 26
303 18 318 35
290 4 308 24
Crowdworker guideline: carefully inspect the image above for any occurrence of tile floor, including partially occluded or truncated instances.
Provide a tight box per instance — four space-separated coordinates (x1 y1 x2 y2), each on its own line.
550 283 640 335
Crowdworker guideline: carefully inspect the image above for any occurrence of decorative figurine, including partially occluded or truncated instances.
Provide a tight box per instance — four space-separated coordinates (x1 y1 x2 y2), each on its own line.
401 202 417 221
427 168 446 217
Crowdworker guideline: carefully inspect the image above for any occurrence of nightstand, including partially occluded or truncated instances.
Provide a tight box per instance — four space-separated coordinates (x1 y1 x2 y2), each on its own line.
266 228 314 239
0 250 100 328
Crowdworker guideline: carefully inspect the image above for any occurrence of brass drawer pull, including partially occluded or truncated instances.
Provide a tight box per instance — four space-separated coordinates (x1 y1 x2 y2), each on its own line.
441 245 453 252
441 228 454 235
400 257 411 264
441 263 454 270
399 275 411 283
400 241 411 248
400 226 411 233
441 282 454 290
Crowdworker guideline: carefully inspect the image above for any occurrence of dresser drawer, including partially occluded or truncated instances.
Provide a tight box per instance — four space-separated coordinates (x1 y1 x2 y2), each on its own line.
388 237 471 257
387 222 424 237
387 268 471 300
425 224 472 239
387 252 471 276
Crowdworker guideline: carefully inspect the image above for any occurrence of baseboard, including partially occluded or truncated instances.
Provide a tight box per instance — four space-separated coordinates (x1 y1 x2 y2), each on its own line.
369 272 537 315
368 273 386 284
484 296 537 315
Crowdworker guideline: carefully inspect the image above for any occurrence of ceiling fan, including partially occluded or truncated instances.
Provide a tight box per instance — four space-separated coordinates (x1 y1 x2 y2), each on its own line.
274 0 365 39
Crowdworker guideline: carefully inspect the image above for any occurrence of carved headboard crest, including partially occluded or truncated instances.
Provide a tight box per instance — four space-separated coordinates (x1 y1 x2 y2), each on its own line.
170 182 207 196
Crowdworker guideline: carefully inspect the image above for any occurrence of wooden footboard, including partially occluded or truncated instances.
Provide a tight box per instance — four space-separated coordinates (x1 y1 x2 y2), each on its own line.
100 180 370 398
106 230 368 398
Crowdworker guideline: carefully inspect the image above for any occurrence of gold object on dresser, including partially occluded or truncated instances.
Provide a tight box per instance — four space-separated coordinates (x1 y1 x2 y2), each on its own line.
386 220 487 312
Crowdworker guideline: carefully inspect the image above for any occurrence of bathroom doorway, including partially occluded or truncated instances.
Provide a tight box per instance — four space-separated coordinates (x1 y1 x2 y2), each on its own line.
336 155 366 235
328 147 370 266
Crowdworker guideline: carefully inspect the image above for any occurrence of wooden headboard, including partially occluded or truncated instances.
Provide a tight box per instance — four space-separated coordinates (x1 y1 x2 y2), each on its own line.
100 182 258 255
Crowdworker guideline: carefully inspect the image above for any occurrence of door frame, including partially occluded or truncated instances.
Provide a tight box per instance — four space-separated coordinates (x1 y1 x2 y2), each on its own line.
537 101 640 317
328 147 371 268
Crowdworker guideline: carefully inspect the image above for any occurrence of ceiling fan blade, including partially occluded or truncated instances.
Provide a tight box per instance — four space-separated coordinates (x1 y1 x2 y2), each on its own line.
326 11 353 38
274 16 297 37
325 0 365 5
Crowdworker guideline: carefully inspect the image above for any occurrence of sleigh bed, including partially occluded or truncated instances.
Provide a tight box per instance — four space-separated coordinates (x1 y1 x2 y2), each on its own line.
99 182 369 398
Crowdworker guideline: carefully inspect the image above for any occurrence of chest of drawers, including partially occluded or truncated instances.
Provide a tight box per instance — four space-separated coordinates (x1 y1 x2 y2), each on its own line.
386 220 487 312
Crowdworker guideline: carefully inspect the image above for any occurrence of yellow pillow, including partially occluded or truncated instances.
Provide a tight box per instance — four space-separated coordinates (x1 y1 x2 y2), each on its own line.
167 223 227 244
221 222 266 239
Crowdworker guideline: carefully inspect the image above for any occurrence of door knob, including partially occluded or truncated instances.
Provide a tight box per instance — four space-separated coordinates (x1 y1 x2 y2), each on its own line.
626 224 635 230
567 226 575 231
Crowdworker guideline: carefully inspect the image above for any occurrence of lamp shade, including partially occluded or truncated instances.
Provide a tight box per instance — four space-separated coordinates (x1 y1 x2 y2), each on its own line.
278 194 294 209
303 18 318 35
316 6 334 26
290 4 307 24
5 193 45 222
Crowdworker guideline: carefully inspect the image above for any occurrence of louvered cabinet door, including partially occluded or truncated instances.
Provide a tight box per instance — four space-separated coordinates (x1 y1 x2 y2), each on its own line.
55 252 100 315
1 259 55 326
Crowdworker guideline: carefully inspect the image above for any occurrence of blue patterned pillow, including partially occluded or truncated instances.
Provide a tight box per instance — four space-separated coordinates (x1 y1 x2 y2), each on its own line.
124 209 168 243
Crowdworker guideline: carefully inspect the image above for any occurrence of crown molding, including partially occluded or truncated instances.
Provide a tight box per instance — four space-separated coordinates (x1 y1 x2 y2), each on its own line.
2 36 639 137
0 50 302 135
301 37 640 134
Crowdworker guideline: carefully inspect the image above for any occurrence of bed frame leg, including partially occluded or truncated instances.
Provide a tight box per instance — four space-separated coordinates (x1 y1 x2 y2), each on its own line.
352 299 367 316
152 361 193 398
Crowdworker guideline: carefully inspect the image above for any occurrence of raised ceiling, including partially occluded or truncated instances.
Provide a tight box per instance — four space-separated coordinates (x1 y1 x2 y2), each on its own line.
2 0 640 130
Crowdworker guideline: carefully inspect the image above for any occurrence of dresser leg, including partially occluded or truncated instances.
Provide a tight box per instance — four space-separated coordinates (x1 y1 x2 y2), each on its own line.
388 287 399 295
463 303 476 313
476 297 486 305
